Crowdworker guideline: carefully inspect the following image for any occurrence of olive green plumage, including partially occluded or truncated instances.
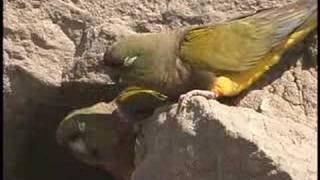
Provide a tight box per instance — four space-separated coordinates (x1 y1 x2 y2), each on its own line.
56 0 318 175
104 0 317 98
56 88 169 166
56 102 127 165
115 87 171 119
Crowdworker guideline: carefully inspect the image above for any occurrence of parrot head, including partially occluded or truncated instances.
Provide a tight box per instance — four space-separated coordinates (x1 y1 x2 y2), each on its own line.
56 104 135 167
56 114 119 165
104 36 156 86
103 32 182 93
104 32 195 98
104 41 137 68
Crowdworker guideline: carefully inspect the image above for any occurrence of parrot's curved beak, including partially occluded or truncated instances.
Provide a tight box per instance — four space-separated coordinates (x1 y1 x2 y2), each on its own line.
103 46 123 68
108 69 121 84
103 47 123 84
103 46 114 66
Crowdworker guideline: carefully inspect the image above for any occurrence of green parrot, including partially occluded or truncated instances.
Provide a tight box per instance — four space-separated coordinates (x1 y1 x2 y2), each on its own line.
103 0 317 106
56 88 169 179
57 0 317 178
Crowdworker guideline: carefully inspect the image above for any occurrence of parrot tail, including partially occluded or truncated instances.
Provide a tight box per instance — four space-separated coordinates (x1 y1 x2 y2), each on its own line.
280 0 318 50
250 0 318 48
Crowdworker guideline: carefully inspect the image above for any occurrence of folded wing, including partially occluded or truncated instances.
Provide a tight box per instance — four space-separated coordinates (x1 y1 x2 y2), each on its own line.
180 0 317 72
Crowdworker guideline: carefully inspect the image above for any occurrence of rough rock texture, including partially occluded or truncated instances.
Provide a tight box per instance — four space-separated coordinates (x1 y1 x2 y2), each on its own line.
4 0 317 180
133 97 317 180
237 32 318 130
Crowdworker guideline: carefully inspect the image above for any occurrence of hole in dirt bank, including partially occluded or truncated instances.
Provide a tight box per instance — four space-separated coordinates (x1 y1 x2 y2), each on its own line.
4 66 116 180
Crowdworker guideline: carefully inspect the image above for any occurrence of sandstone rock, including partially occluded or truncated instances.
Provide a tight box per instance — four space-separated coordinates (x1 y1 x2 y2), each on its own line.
4 0 317 180
4 1 115 180
133 97 317 180
238 33 318 130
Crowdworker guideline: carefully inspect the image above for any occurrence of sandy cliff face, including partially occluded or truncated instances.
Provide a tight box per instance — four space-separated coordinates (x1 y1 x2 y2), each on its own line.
4 0 317 180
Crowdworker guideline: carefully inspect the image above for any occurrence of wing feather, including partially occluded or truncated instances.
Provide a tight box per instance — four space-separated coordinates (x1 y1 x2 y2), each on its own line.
180 0 317 72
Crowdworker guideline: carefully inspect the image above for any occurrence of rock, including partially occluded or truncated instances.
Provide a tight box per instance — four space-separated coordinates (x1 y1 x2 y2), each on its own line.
4 0 317 180
4 1 117 180
238 33 318 130
133 97 316 180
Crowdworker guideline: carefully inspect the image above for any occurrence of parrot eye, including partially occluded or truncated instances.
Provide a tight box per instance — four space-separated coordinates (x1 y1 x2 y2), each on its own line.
123 56 138 67
78 121 86 132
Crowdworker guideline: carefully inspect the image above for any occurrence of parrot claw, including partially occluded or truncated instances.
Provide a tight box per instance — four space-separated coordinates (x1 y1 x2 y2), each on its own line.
176 90 217 114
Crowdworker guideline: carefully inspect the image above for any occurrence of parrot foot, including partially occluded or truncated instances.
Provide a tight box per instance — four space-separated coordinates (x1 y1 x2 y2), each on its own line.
176 90 217 114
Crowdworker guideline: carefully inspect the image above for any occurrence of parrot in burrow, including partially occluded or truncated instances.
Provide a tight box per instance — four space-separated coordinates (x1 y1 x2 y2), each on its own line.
56 87 169 180
103 0 318 108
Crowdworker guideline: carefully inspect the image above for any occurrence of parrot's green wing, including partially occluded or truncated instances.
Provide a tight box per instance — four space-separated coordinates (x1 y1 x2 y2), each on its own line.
116 87 170 116
180 0 317 72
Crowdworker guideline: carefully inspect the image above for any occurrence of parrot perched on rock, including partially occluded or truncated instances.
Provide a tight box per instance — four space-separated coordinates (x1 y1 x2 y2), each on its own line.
104 0 317 108
57 0 317 178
